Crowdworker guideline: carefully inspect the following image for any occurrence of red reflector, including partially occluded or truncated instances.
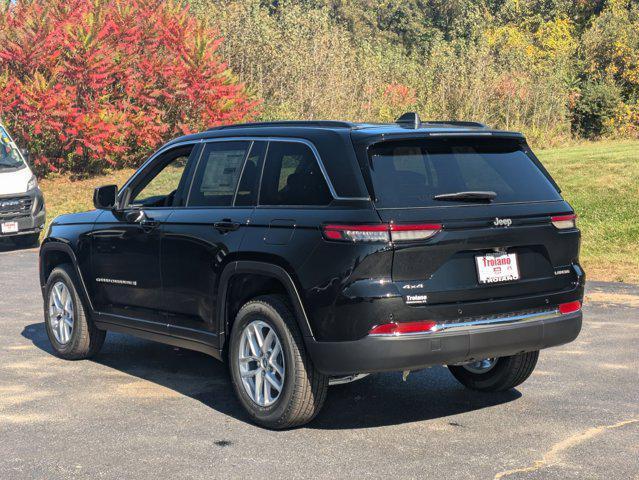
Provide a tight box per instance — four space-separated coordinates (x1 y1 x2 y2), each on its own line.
559 300 581 314
368 323 397 335
323 229 343 240
369 321 437 336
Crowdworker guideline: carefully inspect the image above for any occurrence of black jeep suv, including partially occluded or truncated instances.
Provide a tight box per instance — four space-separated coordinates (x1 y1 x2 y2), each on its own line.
39 113 584 428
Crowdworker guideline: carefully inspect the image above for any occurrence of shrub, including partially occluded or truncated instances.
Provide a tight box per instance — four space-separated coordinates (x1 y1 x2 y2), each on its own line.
571 79 623 139
0 0 258 176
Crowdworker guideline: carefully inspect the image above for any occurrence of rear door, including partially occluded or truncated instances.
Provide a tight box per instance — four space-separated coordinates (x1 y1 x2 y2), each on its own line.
365 136 581 307
242 139 336 273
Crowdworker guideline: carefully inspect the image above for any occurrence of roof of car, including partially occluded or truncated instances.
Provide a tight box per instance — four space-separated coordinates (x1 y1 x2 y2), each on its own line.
164 113 525 148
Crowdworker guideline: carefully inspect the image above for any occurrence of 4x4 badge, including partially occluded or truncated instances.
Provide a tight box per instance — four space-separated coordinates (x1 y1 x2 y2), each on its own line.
493 217 512 227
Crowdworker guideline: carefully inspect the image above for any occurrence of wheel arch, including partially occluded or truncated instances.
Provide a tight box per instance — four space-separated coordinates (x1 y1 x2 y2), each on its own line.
218 261 314 352
39 241 94 312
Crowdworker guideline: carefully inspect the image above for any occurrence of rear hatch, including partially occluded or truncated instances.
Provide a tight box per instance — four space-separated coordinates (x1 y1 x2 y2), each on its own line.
364 136 581 307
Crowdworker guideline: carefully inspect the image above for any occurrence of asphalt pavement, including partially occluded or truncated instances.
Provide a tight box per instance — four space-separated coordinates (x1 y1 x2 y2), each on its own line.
0 243 637 479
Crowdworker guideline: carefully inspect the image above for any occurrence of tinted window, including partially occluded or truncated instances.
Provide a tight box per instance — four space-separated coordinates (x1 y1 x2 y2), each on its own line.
188 141 250 207
368 138 561 207
130 146 193 208
235 141 266 207
260 142 331 206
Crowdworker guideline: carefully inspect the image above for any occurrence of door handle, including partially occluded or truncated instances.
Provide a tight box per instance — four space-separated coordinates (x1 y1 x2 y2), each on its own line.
213 220 240 233
140 219 160 231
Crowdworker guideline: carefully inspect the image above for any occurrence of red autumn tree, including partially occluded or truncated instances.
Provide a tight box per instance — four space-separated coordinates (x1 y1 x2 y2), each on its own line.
0 0 259 175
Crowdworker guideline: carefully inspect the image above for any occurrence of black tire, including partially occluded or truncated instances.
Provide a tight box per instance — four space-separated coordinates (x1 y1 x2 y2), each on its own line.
228 294 328 429
447 351 539 392
15 233 39 248
44 264 106 359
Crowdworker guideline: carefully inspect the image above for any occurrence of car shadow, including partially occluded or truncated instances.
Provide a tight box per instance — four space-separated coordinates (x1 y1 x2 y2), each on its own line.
22 322 521 430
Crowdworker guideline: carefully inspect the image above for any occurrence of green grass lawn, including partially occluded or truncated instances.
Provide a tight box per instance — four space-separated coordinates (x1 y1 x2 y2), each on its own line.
537 140 639 283
40 140 639 283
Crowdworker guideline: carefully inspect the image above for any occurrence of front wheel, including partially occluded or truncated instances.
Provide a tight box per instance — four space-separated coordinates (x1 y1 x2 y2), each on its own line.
44 264 106 359
447 351 539 392
228 295 328 429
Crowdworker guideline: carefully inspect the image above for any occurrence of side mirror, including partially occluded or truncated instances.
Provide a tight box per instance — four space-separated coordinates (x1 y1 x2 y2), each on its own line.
93 184 118 210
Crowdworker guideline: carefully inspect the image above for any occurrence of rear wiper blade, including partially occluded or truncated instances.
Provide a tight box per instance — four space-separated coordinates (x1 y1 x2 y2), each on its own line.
433 191 497 202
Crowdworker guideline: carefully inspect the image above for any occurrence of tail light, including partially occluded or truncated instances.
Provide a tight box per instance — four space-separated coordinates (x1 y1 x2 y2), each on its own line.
322 223 441 243
559 300 581 314
390 223 441 241
369 320 437 336
551 214 577 229
321 224 389 242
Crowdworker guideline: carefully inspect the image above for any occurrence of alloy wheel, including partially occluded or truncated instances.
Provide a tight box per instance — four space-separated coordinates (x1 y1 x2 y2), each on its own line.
48 281 74 344
238 320 285 407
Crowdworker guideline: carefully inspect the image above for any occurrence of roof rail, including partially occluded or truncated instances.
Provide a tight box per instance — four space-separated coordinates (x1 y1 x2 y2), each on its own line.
423 120 489 128
207 120 355 131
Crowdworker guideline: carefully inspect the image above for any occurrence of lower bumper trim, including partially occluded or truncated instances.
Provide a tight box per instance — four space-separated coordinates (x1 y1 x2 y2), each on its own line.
307 311 582 376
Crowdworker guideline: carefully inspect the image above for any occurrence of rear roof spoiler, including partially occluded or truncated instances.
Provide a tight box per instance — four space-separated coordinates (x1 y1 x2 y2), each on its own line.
395 112 488 129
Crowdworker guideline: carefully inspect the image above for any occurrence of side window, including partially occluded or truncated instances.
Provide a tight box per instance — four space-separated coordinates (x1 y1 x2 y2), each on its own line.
130 145 194 208
188 141 250 207
235 141 266 207
260 141 332 206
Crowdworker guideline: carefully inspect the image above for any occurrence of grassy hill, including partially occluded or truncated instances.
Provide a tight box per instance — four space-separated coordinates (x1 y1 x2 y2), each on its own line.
39 140 639 283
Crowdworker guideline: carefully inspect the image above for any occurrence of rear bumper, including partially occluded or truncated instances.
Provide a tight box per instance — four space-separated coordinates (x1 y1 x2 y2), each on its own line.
307 310 582 375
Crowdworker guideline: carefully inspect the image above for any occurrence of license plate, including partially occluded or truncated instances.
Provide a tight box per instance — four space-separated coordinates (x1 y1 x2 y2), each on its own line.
1 221 19 234
475 252 520 284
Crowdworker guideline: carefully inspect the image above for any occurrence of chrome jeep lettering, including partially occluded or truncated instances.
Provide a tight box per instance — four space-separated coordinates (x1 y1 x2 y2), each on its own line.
493 217 512 227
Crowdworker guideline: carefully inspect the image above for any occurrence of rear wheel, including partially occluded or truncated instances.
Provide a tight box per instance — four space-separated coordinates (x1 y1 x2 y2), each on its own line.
447 351 539 392
228 294 328 429
44 264 106 359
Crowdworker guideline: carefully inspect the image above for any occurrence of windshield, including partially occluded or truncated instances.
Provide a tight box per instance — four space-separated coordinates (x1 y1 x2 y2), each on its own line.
0 126 26 170
368 138 561 208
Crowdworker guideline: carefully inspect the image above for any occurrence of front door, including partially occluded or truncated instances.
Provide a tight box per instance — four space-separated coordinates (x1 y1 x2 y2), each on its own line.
91 144 198 320
160 140 264 345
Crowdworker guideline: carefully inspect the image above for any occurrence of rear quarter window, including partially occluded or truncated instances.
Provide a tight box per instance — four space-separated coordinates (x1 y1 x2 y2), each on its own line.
368 138 561 208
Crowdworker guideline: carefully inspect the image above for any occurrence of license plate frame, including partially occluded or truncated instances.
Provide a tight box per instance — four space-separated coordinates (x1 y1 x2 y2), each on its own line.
475 252 520 284
1 221 19 234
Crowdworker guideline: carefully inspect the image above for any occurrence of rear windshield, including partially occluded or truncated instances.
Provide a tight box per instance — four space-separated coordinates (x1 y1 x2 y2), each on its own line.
368 138 561 208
